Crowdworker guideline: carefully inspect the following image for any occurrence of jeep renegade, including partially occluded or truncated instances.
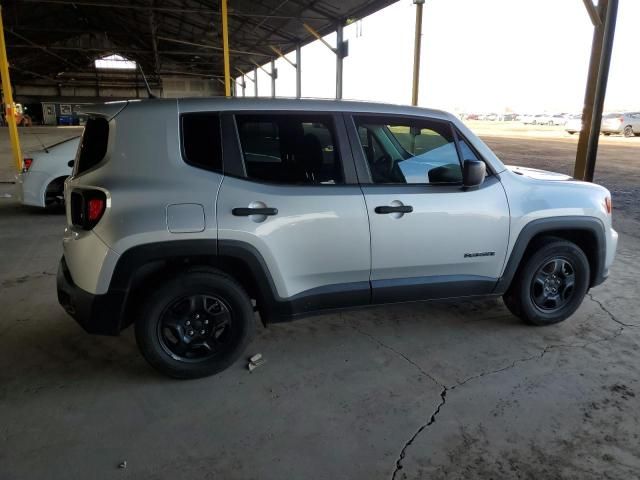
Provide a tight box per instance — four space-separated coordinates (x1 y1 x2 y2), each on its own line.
57 98 618 378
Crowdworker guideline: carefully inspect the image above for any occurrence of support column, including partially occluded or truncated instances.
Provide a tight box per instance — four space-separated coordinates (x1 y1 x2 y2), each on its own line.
335 23 343 100
412 0 425 106
271 58 276 98
583 0 618 182
574 0 606 180
221 0 231 96
254 67 258 97
295 44 302 99
0 6 23 172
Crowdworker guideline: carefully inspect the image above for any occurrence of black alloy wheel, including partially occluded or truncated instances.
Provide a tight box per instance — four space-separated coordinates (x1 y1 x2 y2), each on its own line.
158 294 234 362
503 238 590 326
135 269 255 379
530 257 575 313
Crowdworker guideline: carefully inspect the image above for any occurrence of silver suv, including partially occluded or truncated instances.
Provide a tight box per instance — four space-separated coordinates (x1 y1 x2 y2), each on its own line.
57 98 618 378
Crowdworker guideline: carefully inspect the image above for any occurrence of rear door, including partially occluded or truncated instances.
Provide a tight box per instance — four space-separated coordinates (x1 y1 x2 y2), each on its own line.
345 113 510 303
216 112 371 314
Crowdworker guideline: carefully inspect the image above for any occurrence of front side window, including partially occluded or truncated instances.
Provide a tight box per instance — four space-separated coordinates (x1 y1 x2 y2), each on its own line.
354 116 462 185
235 114 343 185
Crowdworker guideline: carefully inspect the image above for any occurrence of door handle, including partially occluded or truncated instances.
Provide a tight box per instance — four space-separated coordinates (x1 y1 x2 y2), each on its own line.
374 205 413 214
232 207 278 216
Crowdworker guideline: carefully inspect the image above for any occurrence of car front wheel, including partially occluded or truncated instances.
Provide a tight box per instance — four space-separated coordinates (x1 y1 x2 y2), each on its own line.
503 238 590 326
135 269 256 379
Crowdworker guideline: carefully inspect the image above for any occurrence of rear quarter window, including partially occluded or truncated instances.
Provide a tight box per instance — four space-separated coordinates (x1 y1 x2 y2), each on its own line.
181 113 222 172
76 117 109 174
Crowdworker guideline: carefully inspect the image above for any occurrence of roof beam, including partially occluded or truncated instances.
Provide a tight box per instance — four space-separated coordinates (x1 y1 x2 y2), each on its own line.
157 35 271 57
20 0 326 20
6 28 86 70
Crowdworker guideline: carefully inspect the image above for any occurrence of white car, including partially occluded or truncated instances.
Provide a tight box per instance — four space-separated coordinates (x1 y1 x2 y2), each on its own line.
17 136 80 208
565 115 583 134
549 114 568 126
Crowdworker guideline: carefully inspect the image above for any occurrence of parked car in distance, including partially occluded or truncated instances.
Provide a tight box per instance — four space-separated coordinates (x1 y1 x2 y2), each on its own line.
17 136 80 208
565 114 582 134
521 114 536 124
534 114 552 125
500 113 519 122
601 112 640 137
57 98 618 379
549 114 568 126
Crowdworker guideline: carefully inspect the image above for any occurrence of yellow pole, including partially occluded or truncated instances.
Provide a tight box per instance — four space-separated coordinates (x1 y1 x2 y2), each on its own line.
221 0 231 96
0 6 23 172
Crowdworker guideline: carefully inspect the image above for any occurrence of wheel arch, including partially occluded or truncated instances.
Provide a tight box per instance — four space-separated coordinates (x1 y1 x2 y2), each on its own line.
494 216 606 294
38 174 69 206
110 239 280 331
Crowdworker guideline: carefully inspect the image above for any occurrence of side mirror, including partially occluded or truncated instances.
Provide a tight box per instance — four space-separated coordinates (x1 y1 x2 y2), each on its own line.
68 160 75 168
462 159 486 189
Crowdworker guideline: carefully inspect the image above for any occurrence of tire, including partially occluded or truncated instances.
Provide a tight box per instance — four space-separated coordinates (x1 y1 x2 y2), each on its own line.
135 268 256 379
603 132 611 136
567 131 575 135
624 125 634 138
503 238 590 326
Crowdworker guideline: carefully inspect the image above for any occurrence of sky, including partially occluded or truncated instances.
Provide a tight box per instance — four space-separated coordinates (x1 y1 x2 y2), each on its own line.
240 0 640 114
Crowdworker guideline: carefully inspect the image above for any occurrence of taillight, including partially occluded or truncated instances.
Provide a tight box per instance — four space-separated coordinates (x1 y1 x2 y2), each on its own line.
604 196 612 215
619 116 624 123
87 198 105 222
70 190 107 230
22 157 33 172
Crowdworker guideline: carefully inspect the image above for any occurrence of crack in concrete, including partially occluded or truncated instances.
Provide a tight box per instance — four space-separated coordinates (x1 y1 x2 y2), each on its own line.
391 386 447 480
340 307 628 480
344 319 445 389
587 293 635 327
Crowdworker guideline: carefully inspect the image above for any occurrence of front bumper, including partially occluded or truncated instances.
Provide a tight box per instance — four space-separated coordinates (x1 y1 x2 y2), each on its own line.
57 256 126 336
592 226 618 287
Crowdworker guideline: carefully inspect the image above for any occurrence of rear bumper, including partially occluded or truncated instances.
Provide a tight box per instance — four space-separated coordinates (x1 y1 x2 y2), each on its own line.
57 256 125 336
16 171 46 207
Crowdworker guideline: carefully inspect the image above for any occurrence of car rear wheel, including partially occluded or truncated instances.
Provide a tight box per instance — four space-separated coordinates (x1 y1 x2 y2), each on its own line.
135 268 256 379
503 238 590 326
44 176 67 210
624 125 634 138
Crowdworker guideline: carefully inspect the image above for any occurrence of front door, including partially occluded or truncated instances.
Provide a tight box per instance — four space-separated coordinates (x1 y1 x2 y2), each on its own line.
217 112 371 316
346 113 510 303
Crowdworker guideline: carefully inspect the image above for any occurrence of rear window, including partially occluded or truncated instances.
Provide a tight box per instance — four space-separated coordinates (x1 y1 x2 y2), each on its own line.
181 113 222 172
76 117 109 174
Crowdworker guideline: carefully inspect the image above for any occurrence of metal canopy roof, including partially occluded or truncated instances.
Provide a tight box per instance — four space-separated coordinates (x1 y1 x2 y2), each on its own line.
2 0 397 88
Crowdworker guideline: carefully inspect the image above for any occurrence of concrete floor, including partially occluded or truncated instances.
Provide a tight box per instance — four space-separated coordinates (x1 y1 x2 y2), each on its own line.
1 125 639 479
